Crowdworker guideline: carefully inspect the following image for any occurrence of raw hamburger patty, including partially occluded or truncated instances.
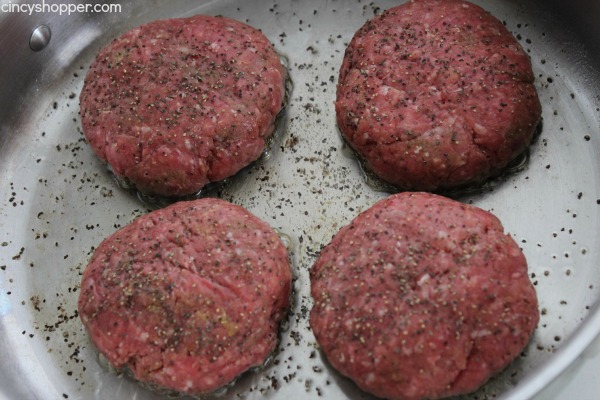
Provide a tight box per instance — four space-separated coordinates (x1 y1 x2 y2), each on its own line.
78 198 292 396
336 0 542 191
80 15 286 197
310 192 539 400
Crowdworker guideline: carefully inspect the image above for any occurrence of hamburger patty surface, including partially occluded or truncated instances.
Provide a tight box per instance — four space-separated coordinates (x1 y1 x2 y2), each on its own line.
310 192 539 400
78 198 292 396
80 15 286 197
336 0 541 191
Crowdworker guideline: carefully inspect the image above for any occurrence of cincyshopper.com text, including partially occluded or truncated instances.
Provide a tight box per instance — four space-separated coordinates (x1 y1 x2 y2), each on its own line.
0 1 122 16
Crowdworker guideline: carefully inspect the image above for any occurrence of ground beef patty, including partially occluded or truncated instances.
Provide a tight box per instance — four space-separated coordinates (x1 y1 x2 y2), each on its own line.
310 192 539 400
80 15 286 197
336 0 541 191
78 198 292 396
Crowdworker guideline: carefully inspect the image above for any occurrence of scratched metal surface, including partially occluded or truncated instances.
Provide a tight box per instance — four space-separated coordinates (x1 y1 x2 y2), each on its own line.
1 0 600 399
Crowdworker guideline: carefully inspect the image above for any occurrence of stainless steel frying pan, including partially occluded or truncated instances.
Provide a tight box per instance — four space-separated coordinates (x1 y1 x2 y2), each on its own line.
1 0 600 399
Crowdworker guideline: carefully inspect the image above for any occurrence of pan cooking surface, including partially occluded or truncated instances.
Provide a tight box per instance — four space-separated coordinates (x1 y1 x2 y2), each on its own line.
1 0 599 399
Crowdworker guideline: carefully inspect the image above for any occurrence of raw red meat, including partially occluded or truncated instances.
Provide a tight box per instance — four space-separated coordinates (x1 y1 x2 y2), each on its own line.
336 0 541 191
78 198 292 395
80 15 287 197
310 192 539 400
